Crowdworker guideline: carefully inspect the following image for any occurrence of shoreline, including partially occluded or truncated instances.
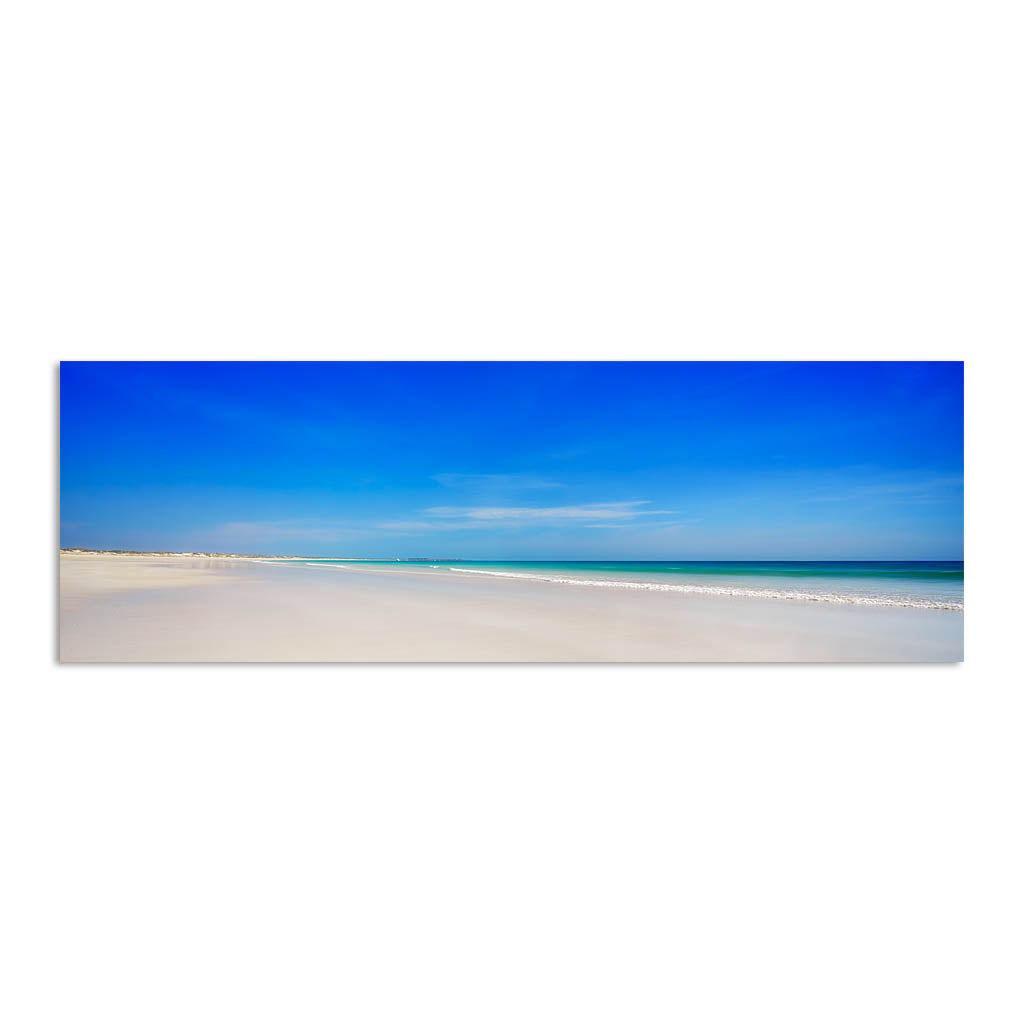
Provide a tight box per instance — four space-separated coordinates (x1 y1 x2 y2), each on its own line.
59 554 964 663
59 549 378 561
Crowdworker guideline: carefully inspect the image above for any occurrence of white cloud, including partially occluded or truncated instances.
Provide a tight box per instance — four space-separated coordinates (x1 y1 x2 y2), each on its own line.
423 501 675 523
219 502 679 539
432 473 563 489
373 520 492 532
803 475 963 504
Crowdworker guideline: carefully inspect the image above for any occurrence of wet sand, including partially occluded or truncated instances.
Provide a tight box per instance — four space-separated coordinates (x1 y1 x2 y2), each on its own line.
59 555 964 663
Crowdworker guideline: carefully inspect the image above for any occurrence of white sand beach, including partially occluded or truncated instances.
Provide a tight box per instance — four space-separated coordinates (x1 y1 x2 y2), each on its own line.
59 554 964 663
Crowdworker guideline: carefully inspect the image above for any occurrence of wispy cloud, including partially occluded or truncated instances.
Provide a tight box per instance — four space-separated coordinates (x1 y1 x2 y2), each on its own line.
374 520 493 532
803 475 963 504
432 472 563 489
422 501 675 523
218 502 679 540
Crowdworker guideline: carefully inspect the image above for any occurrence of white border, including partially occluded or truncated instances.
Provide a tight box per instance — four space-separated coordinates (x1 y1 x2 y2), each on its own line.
6 0 1019 1017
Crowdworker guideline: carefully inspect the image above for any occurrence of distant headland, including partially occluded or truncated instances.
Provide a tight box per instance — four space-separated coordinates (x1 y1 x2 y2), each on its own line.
59 549 466 561
60 548 373 560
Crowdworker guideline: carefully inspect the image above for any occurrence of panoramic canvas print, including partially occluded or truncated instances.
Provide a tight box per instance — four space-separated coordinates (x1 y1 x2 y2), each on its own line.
59 361 964 662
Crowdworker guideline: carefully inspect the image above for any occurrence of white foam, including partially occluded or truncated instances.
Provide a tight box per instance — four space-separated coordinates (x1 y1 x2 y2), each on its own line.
447 567 963 611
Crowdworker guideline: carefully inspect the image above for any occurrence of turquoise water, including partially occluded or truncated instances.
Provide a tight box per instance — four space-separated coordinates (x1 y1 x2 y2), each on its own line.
306 560 964 610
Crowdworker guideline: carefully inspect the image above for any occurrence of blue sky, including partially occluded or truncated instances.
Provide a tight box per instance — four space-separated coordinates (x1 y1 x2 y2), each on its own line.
60 362 963 558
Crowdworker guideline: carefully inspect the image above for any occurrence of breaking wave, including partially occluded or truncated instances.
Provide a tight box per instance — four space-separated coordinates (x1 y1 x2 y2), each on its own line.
447 567 963 611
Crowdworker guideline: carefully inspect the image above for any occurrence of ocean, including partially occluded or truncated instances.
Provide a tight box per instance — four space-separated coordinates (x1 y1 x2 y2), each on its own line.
307 560 964 611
